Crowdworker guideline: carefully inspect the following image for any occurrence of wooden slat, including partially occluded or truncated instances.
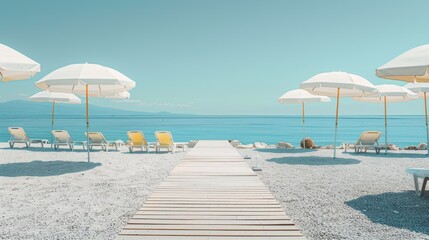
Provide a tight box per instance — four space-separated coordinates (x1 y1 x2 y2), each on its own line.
117 140 305 239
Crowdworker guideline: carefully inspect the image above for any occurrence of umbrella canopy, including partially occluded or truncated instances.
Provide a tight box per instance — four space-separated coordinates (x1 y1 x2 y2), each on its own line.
35 63 135 95
376 44 429 82
301 72 377 158
278 89 330 148
278 89 330 103
376 45 429 155
300 71 377 97
354 84 417 154
0 43 40 81
35 63 135 162
404 82 429 96
355 84 417 103
29 91 81 104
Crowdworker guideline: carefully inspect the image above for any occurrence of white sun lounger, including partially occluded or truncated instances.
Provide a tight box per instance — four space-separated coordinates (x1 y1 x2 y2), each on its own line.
406 168 429 197
8 127 48 148
344 131 383 154
51 130 85 150
86 132 118 151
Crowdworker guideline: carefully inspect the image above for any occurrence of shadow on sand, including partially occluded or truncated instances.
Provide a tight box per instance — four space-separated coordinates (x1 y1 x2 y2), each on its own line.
0 160 101 177
255 148 316 153
343 152 428 159
346 191 429 235
267 156 360 165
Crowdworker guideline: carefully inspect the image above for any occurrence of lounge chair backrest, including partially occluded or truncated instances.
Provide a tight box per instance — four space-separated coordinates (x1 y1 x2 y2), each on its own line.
8 127 29 141
357 131 381 145
87 132 107 144
155 131 173 146
52 130 73 143
127 131 147 145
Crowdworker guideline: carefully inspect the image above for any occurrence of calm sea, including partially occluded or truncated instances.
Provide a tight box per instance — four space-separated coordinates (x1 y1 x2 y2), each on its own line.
0 115 426 147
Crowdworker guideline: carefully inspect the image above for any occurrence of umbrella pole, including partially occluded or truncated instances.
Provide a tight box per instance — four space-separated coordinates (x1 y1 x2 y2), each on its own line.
384 96 387 155
86 85 90 162
333 88 340 158
425 92 429 156
302 102 305 149
51 101 55 148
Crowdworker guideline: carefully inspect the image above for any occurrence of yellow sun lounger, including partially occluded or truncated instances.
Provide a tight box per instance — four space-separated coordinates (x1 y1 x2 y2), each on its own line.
126 130 153 153
86 132 118 151
155 131 188 153
8 127 48 148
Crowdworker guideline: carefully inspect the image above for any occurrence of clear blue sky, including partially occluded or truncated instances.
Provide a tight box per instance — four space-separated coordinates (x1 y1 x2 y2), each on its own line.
2 0 429 115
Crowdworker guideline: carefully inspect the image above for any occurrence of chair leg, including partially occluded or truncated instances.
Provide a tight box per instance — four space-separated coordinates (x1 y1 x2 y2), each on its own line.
421 177 429 197
413 176 429 197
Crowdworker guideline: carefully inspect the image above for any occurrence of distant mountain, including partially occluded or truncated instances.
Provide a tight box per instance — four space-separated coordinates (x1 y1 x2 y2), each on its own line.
0 100 180 116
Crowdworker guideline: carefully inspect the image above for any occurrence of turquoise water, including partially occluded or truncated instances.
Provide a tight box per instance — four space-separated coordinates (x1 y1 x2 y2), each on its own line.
0 115 426 147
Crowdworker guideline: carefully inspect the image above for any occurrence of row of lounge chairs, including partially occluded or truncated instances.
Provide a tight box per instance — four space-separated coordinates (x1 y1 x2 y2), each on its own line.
7 127 187 153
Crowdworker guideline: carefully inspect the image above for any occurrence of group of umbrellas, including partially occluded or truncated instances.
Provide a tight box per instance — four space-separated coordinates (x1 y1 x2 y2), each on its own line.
3 42 429 160
0 43 136 162
279 44 429 158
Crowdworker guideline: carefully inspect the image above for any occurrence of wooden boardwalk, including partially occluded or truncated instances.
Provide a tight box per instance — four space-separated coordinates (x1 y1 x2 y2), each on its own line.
117 140 305 239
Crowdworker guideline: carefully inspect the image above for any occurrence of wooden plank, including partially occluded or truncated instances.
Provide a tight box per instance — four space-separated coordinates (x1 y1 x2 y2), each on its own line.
117 237 306 240
123 225 300 230
129 215 292 220
119 229 304 236
117 140 305 239
127 219 294 224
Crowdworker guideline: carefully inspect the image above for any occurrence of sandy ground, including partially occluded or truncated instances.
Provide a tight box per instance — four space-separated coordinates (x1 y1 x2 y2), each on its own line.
238 148 429 240
0 143 184 240
1 141 429 240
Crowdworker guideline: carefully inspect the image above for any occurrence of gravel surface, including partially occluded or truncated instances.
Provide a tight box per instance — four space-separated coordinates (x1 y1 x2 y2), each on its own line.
238 148 429 240
0 143 184 240
2 142 428 240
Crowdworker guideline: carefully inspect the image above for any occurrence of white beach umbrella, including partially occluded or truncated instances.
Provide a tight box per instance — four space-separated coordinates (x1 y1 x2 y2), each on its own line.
35 63 136 162
0 43 40 81
278 89 330 148
300 72 377 158
29 91 81 144
353 84 418 154
376 44 429 155
29 91 81 129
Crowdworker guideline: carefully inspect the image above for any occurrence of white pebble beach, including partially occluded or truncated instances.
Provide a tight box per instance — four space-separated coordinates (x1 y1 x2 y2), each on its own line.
1 143 429 239
0 143 184 240
238 148 429 240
